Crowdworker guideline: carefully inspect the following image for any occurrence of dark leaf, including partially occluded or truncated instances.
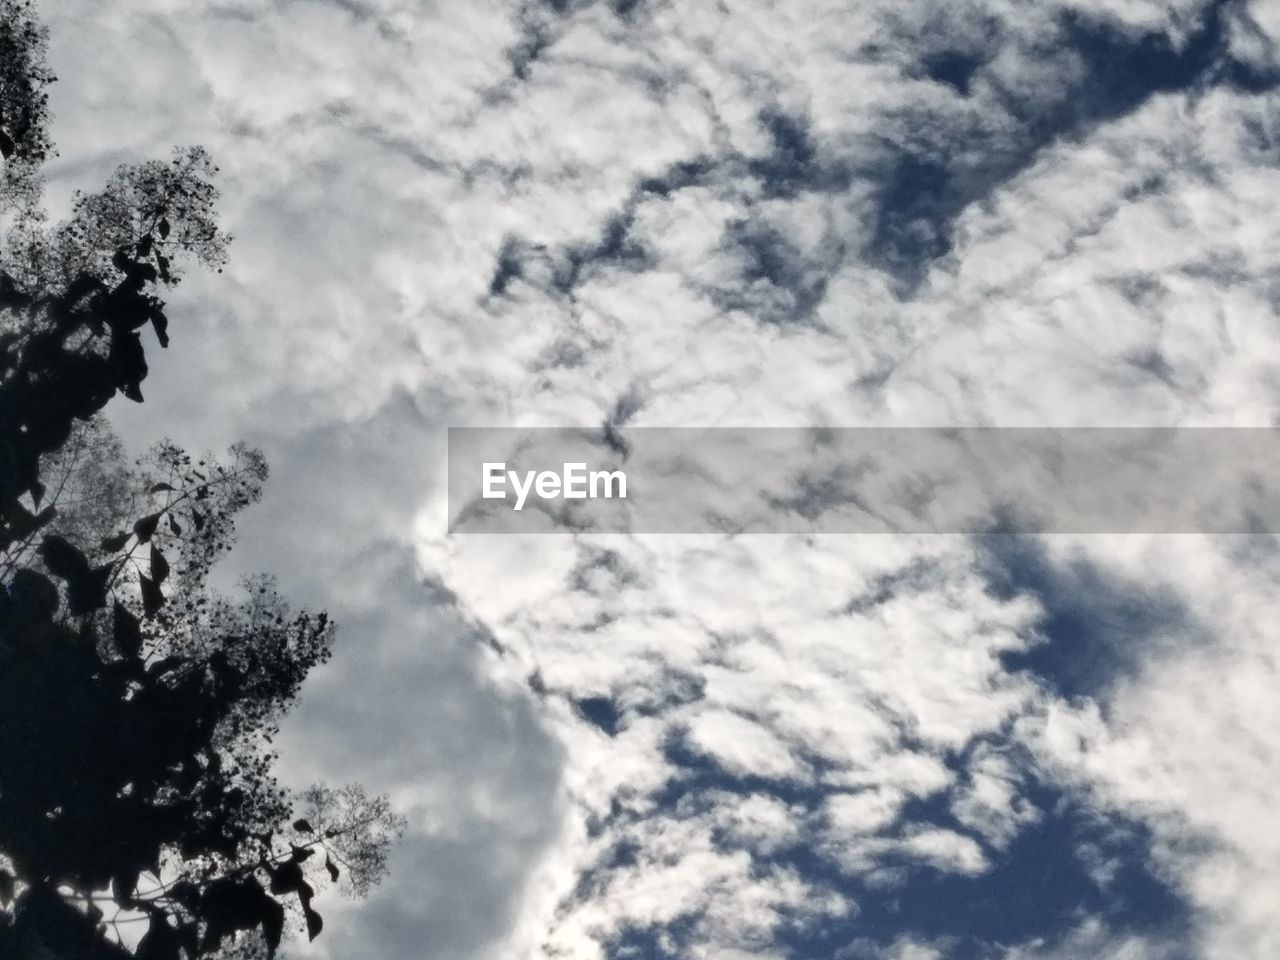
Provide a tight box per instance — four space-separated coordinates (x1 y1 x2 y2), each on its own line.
292 818 314 834
133 512 162 543
261 898 285 956
325 854 340 882
268 861 304 896
290 843 314 862
152 307 169 347
167 881 201 912
30 479 45 509
150 543 170 584
0 869 13 907
112 867 140 902
200 878 282 954
139 572 165 617
176 921 199 959
136 235 153 258
158 217 171 239
11 886 127 958
167 514 182 535
39 534 90 582
135 916 180 960
69 562 112 616
108 324 148 392
147 656 184 679
6 502 56 541
101 531 130 552
268 862 322 943
113 601 143 660
149 482 175 494
305 905 324 942
40 535 110 613
7 569 59 621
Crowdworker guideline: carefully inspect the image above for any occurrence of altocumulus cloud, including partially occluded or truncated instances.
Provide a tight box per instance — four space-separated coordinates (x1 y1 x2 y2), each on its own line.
32 0 1280 958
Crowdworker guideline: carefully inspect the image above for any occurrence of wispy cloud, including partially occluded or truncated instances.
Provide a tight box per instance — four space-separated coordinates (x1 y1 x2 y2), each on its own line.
34 0 1280 957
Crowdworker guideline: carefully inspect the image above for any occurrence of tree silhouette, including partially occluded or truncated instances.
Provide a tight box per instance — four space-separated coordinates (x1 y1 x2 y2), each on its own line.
0 0 55 217
0 4 404 958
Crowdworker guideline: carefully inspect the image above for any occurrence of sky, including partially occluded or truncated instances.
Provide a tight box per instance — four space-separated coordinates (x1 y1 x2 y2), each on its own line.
28 0 1280 958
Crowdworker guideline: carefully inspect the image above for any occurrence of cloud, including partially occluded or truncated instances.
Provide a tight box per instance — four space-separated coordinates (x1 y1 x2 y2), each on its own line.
28 0 1280 957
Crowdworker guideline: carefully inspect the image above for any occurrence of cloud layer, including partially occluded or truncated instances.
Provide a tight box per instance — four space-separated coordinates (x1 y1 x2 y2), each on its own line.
32 0 1280 957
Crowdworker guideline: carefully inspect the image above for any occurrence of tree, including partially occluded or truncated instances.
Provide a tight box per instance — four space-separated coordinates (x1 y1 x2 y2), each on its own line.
0 4 405 957
0 0 55 217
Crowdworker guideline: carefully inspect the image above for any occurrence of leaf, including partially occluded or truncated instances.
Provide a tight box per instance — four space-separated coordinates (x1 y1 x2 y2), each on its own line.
101 531 131 552
167 880 201 911
150 543 170 584
110 328 148 401
296 878 321 939
168 515 182 535
136 235 154 258
11 886 117 957
135 915 180 960
261 898 285 956
290 843 314 862
293 818 314 834
133 512 162 543
200 878 283 955
176 921 199 960
158 217 171 239
139 572 165 617
7 502 57 541
325 854 340 882
0 868 13 907
40 535 110 614
149 482 175 494
113 601 143 660
39 534 90 582
147 656 184 679
113 867 140 902
305 905 324 941
30 479 45 509
268 861 304 895
8 569 59 621
69 563 113 616
267 861 323 942
152 307 169 347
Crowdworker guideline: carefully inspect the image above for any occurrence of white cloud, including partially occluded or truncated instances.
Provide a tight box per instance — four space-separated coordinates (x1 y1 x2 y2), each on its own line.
684 709 808 780
950 743 1042 850
29 0 1280 957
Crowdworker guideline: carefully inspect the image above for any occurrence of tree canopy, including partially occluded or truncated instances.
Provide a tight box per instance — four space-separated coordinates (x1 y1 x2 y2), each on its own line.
0 0 55 216
0 4 404 958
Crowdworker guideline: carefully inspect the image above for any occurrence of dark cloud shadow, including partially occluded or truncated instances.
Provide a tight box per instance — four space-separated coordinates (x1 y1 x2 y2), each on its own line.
974 535 1202 704
867 0 1278 290
794 773 1195 960
569 714 1195 959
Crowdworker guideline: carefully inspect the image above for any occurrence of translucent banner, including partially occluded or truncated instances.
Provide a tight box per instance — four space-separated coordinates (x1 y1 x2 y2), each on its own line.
447 427 1280 534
